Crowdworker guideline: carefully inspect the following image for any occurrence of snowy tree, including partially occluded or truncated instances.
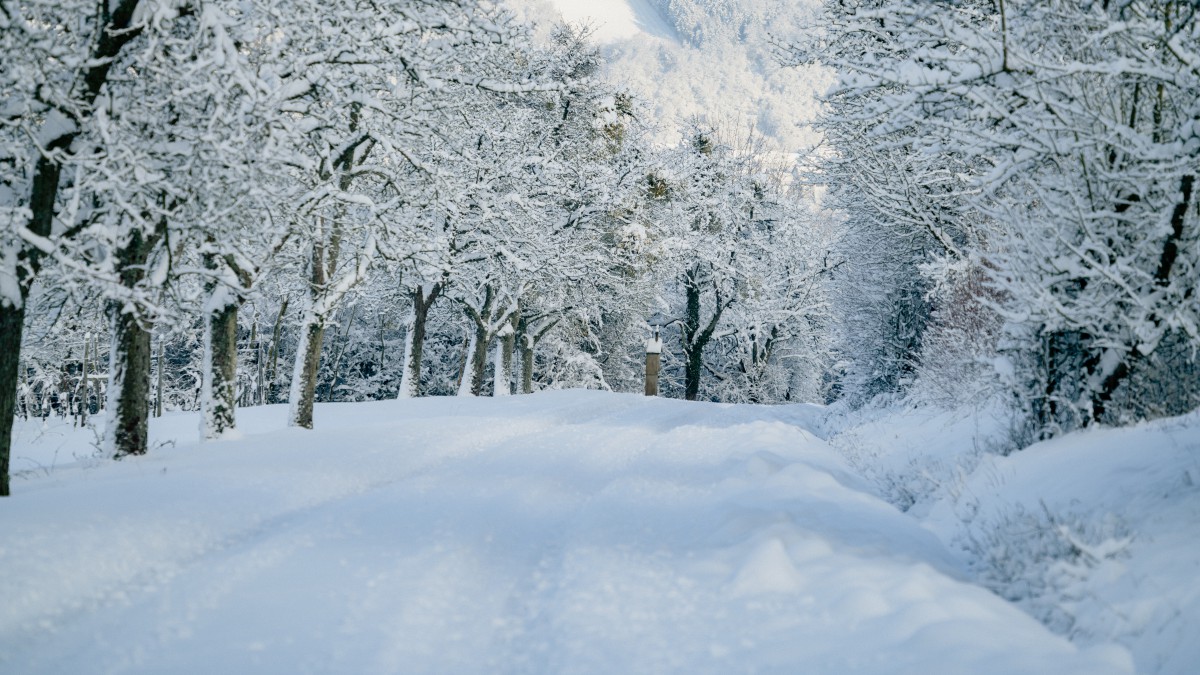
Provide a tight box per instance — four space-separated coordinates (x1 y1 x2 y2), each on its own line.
400 23 654 398
798 0 1200 431
268 0 557 426
646 127 792 401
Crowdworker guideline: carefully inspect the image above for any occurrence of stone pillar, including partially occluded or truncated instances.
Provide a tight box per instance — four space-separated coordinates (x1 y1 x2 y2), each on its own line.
645 328 662 397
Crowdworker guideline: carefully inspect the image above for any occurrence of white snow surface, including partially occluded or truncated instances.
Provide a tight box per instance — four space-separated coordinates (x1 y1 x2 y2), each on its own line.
832 400 1200 675
3 391 1132 673
511 0 829 150
540 0 678 43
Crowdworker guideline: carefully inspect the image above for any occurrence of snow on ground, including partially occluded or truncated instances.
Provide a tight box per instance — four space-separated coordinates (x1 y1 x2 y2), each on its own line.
833 401 1200 675
1 391 1129 673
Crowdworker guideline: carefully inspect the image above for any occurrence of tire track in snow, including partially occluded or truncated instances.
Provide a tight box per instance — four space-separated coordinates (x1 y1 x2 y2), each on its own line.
1 417 560 670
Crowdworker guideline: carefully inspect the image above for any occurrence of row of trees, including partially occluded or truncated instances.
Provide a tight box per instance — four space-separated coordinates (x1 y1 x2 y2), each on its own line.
796 0 1199 436
1 0 834 495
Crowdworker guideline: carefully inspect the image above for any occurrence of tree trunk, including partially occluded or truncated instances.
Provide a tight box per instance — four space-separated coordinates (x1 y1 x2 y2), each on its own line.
202 301 239 439
266 297 288 404
1091 174 1195 422
684 349 704 401
288 316 325 429
680 265 728 402
78 335 89 426
0 149 65 489
457 333 478 396
244 321 257 408
521 334 535 395
254 323 265 406
493 333 511 396
683 273 702 401
155 340 164 417
459 286 496 397
398 283 440 399
106 303 152 458
493 313 517 397
516 313 560 395
469 321 490 397
289 224 333 428
1040 330 1084 436
93 333 104 411
0 303 23 496
105 225 156 458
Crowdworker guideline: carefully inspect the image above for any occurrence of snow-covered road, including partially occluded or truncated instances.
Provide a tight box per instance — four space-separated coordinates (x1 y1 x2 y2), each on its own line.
2 391 1130 673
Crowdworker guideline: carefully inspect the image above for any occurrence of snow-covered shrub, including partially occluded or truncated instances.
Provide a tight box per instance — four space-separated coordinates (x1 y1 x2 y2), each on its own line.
543 351 610 391
911 258 1004 409
828 395 1020 513
964 502 1132 637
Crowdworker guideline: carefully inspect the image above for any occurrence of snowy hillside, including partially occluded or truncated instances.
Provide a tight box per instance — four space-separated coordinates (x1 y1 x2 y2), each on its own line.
511 0 828 149
536 0 679 42
2 392 1132 674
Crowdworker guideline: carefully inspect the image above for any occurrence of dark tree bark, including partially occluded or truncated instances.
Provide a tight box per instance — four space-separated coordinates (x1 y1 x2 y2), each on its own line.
155 340 164 417
469 321 491 397
109 302 152 458
0 306 20 496
205 302 239 437
108 228 156 458
78 334 90 425
399 283 442 398
1091 173 1195 421
521 338 535 395
266 297 288 403
1038 329 1085 435
290 320 326 430
680 265 729 401
516 313 561 395
495 311 519 397
288 103 370 428
461 285 497 397
289 228 333 429
683 275 703 401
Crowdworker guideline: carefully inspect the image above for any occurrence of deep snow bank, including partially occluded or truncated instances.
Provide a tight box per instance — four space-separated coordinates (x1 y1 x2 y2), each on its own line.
3 391 1129 673
832 400 1200 675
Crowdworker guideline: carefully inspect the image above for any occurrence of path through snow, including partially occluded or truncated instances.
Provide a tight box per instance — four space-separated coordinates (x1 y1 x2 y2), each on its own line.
1 391 1131 673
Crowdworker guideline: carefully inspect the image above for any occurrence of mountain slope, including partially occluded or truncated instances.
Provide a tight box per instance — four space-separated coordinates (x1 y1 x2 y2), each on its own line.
511 0 828 150
541 0 679 42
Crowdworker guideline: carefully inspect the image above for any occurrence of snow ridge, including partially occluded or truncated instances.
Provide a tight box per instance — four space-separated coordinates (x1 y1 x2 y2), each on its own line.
2 391 1131 673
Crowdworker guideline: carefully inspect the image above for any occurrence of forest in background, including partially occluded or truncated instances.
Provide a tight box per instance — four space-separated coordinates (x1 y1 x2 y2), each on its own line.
2 0 1198 497
1 0 833 497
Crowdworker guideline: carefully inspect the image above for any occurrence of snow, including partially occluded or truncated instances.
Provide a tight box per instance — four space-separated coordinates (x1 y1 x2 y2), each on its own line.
2 391 1131 673
832 400 1200 675
509 0 829 150
541 0 678 43
924 416 1200 675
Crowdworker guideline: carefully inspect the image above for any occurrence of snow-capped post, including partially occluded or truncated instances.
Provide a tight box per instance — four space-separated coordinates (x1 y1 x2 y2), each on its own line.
78 333 89 426
645 327 663 396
